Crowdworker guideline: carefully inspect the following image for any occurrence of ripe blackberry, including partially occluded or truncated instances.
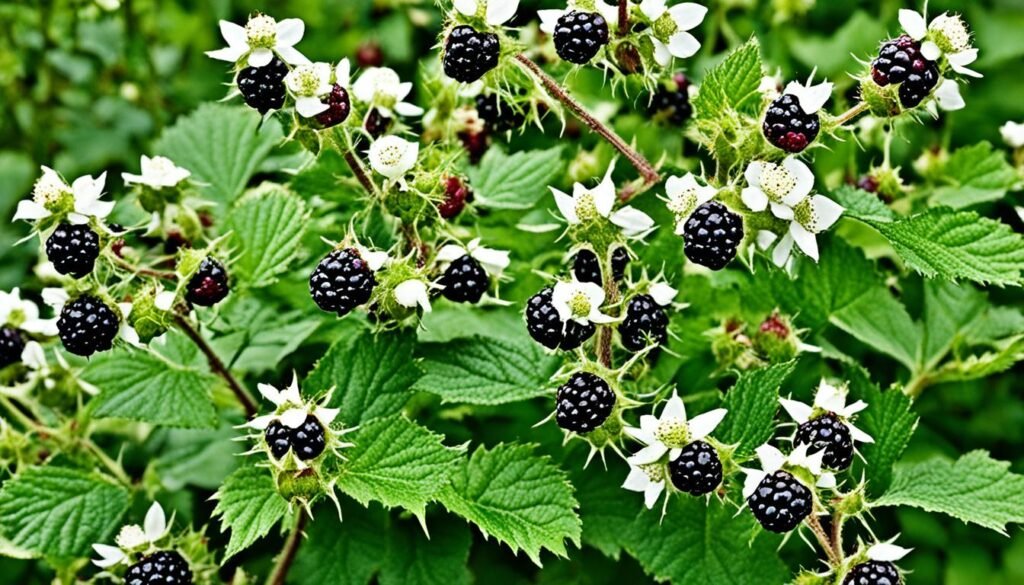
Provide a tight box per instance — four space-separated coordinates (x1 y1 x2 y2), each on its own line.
309 248 377 316
553 11 609 64
439 255 489 303
682 201 744 270
237 57 288 114
291 414 327 460
555 372 615 433
46 223 100 279
669 440 723 496
443 25 500 83
185 257 230 307
57 295 119 357
0 327 25 369
897 60 940 108
124 550 193 585
572 248 629 286
476 94 525 133
649 74 692 125
365 108 393 138
871 35 927 87
763 93 821 153
439 176 470 219
842 561 902 585
526 287 596 351
264 420 291 459
747 470 813 533
315 84 352 128
618 294 669 352
795 412 855 470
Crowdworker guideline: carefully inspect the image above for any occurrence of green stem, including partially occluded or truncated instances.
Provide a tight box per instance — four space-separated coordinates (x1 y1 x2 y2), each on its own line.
0 395 41 433
805 514 841 567
83 436 133 487
832 101 870 129
174 314 258 417
597 252 621 369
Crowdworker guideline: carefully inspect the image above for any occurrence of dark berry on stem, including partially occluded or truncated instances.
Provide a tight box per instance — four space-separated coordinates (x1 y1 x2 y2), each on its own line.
264 420 291 460
46 223 100 279
683 201 744 271
439 255 489 303
842 561 902 585
618 294 669 352
443 25 500 83
185 257 230 307
897 59 939 108
459 130 489 165
795 412 855 470
572 248 629 286
476 94 525 133
237 57 288 114
669 440 723 495
439 177 470 219
650 74 693 125
292 414 327 461
365 108 393 138
871 35 927 87
124 550 193 585
553 11 609 64
57 295 119 357
525 287 595 351
315 84 352 128
763 93 821 153
556 372 615 433
747 470 813 533
0 327 25 369
309 248 377 316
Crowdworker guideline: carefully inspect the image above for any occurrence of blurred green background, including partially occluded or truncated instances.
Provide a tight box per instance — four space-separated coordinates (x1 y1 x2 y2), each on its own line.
1 1 1023 583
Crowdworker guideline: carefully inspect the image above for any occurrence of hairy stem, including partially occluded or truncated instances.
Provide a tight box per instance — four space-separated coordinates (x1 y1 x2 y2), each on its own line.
832 101 870 129
618 0 629 36
597 252 621 368
266 513 308 585
108 253 176 280
514 54 661 186
174 314 258 417
806 514 841 566
83 435 134 487
343 150 378 197
831 510 845 559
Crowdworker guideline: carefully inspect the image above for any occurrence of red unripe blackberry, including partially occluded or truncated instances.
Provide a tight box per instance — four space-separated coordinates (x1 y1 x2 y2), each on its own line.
525 287 595 351
309 248 377 316
871 35 927 87
443 25 500 83
746 470 813 533
553 11 609 64
185 257 230 307
842 561 902 585
439 177 471 219
124 550 193 585
46 223 100 279
555 372 615 433
356 42 384 68
763 93 821 153
669 440 723 495
315 84 352 128
57 295 119 357
237 57 288 114
795 412 855 470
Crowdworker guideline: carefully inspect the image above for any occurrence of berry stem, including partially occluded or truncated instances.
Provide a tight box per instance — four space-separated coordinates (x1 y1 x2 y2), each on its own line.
108 253 177 280
329 127 379 197
806 514 841 566
597 253 621 368
617 0 629 36
174 314 258 417
266 512 308 585
514 54 661 187
82 433 134 487
831 101 870 129
830 510 845 559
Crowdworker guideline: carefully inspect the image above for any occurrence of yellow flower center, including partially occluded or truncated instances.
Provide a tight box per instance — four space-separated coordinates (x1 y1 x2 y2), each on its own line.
245 15 277 48
655 418 689 449
33 173 71 210
930 14 971 53
568 291 591 319
291 65 322 96
759 163 796 203
640 462 666 483
575 192 599 222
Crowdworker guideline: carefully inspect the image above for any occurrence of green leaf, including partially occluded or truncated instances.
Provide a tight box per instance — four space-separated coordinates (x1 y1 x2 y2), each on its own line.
438 443 581 565
212 466 290 560
82 345 218 428
846 366 918 497
831 185 896 223
929 337 1024 385
380 517 472 585
209 296 319 374
573 464 635 560
466 146 565 210
154 103 283 207
789 12 887 78
830 289 921 370
0 466 129 559
874 451 1024 534
693 39 764 119
412 335 560 405
150 423 244 491
337 416 463 517
292 501 388 585
717 361 795 459
306 329 421 425
623 498 787 585
919 280 987 369
226 187 309 288
929 142 1020 209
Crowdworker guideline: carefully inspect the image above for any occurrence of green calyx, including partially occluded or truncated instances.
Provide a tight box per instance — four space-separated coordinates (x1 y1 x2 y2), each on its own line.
369 258 429 323
859 77 904 118
276 468 323 502
128 291 174 344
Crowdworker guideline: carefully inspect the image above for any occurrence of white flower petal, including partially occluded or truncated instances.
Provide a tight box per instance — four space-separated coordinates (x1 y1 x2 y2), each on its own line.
649 282 677 306
687 408 727 441
782 157 814 205
314 406 339 425
668 3 708 31
394 102 425 117
920 40 942 62
13 200 51 222
741 187 769 212
640 0 667 20
275 18 305 47
784 80 833 115
276 45 310 66
935 78 965 111
624 425 656 445
334 59 352 87
143 502 167 542
742 469 767 499
486 0 519 26
245 414 277 430
868 542 913 562
651 37 672 67
247 47 274 68
436 244 467 263
592 164 618 217
21 341 47 369
630 443 669 465
779 397 813 424
643 481 665 509
622 466 651 491
662 392 686 422
538 9 565 34
813 381 846 412
772 233 795 267
41 288 69 311
847 422 874 444
817 472 837 489
948 50 982 78
471 246 511 274
257 382 284 405
769 202 795 220
666 31 701 59
899 9 928 40
756 230 778 251
789 221 819 261
218 20 247 49
92 544 127 568
394 279 432 312
806 195 844 233
552 188 579 224
280 408 309 429
609 207 655 237
756 444 786 473
454 0 478 18
206 45 248 63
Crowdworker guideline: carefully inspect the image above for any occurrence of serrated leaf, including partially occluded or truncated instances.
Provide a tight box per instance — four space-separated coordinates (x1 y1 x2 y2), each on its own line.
928 337 1024 384
226 188 309 288
831 185 896 223
845 366 918 497
412 334 560 405
929 142 1020 209
466 146 564 210
717 361 795 458
830 288 921 370
919 280 987 369
212 466 290 560
292 501 388 584
874 451 1024 534
380 516 472 585
306 329 420 425
337 416 463 517
150 423 245 491
693 39 764 119
0 466 129 559
209 296 319 374
82 346 218 428
438 443 581 565
154 103 283 207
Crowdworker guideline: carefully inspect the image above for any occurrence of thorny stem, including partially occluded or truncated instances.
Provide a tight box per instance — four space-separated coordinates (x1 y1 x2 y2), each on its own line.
266 513 308 585
806 514 841 566
618 0 629 36
832 101 870 129
83 434 134 487
342 149 378 198
173 314 258 417
514 54 661 187
831 510 845 560
108 253 176 280
597 252 621 368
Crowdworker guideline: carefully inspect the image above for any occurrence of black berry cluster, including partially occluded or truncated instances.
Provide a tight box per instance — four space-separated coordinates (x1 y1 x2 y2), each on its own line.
618 294 669 352
746 470 813 533
649 74 693 125
682 201 744 270
124 550 193 585
46 223 100 279
439 255 489 303
264 415 327 461
185 257 230 307
443 25 500 83
0 327 25 368
525 287 595 351
553 11 609 64
476 94 525 133
364 108 393 138
795 413 855 470
315 84 352 128
309 248 377 316
669 440 723 496
237 57 288 114
57 295 119 357
572 248 629 286
871 35 939 109
555 372 615 433
763 93 821 153
842 561 902 585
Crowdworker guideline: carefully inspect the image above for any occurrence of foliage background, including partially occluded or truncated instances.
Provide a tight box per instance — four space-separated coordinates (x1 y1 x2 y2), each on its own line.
1 0 1023 583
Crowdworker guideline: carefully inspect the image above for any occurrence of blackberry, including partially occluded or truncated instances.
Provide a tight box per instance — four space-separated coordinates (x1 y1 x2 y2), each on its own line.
555 372 615 433
476 94 525 133
842 561 902 585
443 25 500 83
763 93 821 153
795 412 855 470
57 295 119 357
237 57 288 114
572 248 629 285
897 59 939 108
124 550 193 585
292 414 327 461
618 294 669 352
439 255 489 303
682 201 744 270
264 420 291 460
747 470 813 533
649 74 692 125
309 248 377 316
669 440 723 496
0 327 25 369
46 223 100 279
439 176 470 219
315 84 352 128
553 11 609 64
185 257 230 307
871 35 928 87
365 108 393 138
525 287 595 351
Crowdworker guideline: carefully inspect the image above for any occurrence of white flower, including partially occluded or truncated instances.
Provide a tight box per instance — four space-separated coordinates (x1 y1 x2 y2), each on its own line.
14 167 113 225
1001 121 1024 149
625 391 727 464
741 157 815 220
122 155 191 189
648 282 678 306
867 541 912 562
436 238 510 277
539 3 618 35
205 14 310 67
354 245 390 272
780 380 873 445
455 0 520 26
284 62 334 118
769 194 844 265
639 1 708 66
0 288 58 336
551 163 654 238
352 67 424 118
551 280 615 326
368 136 419 180
246 373 339 431
741 443 835 500
898 9 980 78
933 78 965 112
92 502 168 567
394 279 432 313
664 173 716 234
622 457 668 509
781 78 833 115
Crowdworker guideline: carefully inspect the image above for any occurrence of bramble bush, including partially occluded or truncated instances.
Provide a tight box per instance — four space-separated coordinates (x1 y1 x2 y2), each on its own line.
1 0 1024 583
